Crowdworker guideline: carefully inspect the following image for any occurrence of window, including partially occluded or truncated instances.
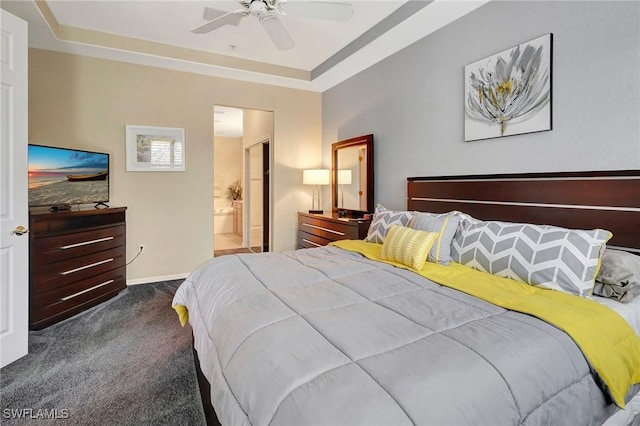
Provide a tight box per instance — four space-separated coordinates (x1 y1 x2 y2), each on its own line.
125 125 185 172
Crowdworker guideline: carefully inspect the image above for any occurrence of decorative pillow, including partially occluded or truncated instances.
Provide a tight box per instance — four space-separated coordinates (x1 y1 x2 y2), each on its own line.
364 206 414 244
451 219 612 297
380 226 439 271
373 203 387 214
408 211 461 265
453 210 479 227
593 249 640 302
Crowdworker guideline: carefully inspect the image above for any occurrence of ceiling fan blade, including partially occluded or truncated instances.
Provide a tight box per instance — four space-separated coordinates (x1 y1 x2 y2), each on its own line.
259 14 295 50
280 1 353 21
202 6 229 21
191 9 247 34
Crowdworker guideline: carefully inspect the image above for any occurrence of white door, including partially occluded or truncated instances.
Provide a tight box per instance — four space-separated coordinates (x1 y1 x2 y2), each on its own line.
0 9 29 368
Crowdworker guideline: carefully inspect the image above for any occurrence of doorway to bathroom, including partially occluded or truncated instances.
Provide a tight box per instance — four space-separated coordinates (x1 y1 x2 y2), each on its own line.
213 105 272 256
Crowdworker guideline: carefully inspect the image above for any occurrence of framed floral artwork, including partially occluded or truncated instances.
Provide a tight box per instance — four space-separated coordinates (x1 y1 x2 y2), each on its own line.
464 34 552 142
125 125 185 171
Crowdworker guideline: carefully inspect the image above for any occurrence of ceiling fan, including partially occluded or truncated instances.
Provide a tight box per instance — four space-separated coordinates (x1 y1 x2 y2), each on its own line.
192 0 354 51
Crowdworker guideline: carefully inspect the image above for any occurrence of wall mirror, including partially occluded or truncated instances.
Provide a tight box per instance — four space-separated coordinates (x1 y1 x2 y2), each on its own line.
331 134 374 217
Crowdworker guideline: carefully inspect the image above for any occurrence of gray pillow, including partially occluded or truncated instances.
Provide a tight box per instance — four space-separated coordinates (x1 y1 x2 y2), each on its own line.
593 249 640 302
408 211 461 265
451 219 612 297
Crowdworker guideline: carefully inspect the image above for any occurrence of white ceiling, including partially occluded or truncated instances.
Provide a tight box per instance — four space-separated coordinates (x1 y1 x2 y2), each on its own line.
47 0 407 71
1 0 489 92
1 0 488 136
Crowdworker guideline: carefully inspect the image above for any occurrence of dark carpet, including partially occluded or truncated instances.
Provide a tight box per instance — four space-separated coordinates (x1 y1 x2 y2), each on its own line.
0 280 206 426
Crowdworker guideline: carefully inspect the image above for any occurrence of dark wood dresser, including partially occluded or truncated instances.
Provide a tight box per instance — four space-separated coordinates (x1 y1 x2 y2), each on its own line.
29 207 127 329
297 212 370 248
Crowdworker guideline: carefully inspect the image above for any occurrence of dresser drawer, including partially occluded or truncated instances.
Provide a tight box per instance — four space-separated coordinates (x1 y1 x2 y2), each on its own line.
30 269 126 329
31 266 126 315
32 224 126 266
298 216 361 240
297 212 370 248
298 230 334 248
32 246 125 293
29 209 126 235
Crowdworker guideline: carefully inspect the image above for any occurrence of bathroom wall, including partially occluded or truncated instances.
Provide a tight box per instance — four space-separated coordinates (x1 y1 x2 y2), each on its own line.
213 136 243 209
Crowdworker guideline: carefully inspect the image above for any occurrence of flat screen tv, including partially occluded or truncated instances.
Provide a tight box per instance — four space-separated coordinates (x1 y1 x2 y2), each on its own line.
28 144 110 209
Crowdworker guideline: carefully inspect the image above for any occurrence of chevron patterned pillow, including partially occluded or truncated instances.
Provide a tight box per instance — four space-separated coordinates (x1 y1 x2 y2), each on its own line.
380 226 439 271
364 209 414 244
451 220 612 297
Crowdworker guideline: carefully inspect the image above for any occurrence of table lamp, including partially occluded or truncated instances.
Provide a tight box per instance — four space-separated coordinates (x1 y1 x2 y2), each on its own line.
303 169 330 214
338 169 352 209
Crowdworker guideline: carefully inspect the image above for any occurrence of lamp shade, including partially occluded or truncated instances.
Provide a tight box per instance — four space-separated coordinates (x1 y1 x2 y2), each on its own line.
303 169 330 185
338 169 352 185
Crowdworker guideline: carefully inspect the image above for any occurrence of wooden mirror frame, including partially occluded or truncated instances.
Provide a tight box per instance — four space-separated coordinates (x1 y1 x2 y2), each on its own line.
331 134 374 217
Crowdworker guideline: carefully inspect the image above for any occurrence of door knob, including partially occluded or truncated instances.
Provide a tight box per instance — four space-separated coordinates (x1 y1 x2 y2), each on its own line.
12 226 29 236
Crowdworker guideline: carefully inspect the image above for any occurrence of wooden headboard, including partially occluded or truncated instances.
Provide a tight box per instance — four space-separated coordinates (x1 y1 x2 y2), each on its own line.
407 170 640 251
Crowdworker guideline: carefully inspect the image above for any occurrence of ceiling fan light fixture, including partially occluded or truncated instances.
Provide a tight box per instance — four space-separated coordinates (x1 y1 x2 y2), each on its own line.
249 1 269 17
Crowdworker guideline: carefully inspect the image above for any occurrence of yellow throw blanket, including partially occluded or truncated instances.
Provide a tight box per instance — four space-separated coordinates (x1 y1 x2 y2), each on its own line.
331 240 640 409
173 304 189 327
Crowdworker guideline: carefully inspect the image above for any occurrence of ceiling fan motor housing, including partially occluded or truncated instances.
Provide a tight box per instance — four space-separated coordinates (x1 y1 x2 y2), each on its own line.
242 0 280 17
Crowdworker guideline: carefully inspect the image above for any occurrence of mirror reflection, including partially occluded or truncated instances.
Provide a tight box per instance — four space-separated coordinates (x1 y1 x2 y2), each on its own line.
332 134 373 216
337 146 366 211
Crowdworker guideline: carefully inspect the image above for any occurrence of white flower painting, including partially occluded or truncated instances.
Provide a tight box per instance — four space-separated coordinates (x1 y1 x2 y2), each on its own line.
465 34 552 142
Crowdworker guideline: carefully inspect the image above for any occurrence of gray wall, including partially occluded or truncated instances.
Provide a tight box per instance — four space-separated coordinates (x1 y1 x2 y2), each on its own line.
322 1 640 211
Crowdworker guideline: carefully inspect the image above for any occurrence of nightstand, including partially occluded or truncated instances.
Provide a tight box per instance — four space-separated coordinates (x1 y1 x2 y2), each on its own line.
297 212 370 248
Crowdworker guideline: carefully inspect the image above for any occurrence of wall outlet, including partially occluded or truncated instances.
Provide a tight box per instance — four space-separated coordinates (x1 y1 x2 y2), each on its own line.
139 244 145 254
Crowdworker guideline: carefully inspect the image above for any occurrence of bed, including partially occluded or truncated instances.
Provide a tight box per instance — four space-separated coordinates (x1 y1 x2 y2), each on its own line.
173 170 640 426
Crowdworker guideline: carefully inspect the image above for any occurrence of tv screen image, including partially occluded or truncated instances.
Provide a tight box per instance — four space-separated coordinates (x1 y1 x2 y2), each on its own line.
28 144 109 207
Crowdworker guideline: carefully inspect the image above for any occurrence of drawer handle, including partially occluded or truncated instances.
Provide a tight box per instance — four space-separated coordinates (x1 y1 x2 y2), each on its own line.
60 258 114 275
301 222 345 236
60 236 114 250
59 280 115 301
302 238 322 247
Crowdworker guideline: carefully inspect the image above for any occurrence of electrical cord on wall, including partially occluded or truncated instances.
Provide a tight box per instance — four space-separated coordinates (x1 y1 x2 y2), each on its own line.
126 246 143 266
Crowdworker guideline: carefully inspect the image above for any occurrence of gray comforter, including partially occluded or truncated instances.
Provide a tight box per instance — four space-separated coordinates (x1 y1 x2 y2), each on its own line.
173 246 630 425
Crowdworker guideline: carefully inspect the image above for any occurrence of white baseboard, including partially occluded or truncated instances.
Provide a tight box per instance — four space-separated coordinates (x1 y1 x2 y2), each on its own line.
126 273 189 286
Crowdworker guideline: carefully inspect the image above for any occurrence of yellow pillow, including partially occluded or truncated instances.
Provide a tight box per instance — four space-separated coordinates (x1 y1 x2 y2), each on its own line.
380 225 439 271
